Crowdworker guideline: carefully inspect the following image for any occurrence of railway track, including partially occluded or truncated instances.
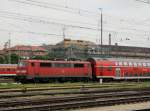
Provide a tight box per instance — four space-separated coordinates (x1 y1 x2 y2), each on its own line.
0 87 149 99
1 88 150 111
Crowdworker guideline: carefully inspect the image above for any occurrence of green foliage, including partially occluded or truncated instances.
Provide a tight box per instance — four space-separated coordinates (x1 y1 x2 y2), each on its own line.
1 54 19 64
10 53 20 64
31 55 49 60
0 56 4 64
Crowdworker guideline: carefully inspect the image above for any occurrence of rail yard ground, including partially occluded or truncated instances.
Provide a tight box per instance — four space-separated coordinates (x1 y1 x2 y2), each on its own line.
73 101 150 111
0 81 150 89
0 82 150 111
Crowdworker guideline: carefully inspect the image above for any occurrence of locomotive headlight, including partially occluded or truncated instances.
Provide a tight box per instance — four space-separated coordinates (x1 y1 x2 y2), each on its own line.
16 70 27 73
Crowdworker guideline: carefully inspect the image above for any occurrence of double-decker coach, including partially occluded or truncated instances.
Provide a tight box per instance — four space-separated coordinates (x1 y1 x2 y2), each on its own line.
88 58 150 82
16 60 92 82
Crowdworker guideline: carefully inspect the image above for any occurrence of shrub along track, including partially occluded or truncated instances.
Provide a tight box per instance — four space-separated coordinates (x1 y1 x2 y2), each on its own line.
1 88 150 111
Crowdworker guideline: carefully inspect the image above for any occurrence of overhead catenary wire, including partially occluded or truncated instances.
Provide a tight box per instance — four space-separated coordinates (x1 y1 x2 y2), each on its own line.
0 0 150 47
8 0 99 18
0 10 150 37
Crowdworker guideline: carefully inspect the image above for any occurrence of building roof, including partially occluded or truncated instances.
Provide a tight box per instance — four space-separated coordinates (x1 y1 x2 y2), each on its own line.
8 45 47 52
0 50 4 55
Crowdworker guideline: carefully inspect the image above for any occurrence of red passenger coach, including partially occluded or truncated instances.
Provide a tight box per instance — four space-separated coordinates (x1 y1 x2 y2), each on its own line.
88 58 150 82
16 60 92 82
0 64 17 77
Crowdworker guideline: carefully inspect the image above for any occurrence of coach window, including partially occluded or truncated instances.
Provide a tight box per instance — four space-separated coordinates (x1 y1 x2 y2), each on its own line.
143 63 146 67
146 63 148 67
124 73 128 77
74 63 84 68
124 62 128 66
119 62 122 66
134 73 138 77
148 63 150 67
134 62 137 67
7 68 10 71
138 63 142 67
130 73 132 77
129 62 132 66
40 63 52 67
115 62 118 66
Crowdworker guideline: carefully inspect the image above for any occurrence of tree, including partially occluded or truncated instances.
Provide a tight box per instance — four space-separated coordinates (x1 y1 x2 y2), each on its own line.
4 53 20 64
31 55 49 60
0 56 4 64
11 53 20 64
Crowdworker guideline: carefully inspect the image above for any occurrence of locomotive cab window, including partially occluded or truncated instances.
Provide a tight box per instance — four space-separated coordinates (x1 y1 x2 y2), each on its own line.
40 63 52 67
31 63 35 67
19 61 27 67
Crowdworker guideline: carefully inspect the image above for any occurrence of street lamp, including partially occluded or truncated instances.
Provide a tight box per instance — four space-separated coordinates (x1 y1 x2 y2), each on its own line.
98 8 103 56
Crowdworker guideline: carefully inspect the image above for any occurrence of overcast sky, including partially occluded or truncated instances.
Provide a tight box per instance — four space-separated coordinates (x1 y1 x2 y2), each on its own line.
0 0 150 49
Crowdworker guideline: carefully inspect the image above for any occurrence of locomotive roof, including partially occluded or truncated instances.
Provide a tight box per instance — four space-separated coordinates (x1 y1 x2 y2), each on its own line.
22 60 90 63
88 57 150 63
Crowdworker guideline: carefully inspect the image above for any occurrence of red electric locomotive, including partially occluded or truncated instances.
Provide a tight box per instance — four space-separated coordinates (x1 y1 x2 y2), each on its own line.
16 60 92 82
0 64 17 77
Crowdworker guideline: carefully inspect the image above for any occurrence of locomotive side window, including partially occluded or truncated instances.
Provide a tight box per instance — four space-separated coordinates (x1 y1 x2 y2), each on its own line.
74 63 84 68
55 63 72 68
31 63 35 67
40 63 52 67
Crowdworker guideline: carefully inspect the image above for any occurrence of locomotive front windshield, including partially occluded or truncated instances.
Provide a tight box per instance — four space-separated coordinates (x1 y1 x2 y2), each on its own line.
18 61 27 67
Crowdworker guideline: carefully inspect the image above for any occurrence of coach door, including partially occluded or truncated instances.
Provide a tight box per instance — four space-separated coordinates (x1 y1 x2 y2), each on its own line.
116 68 121 77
